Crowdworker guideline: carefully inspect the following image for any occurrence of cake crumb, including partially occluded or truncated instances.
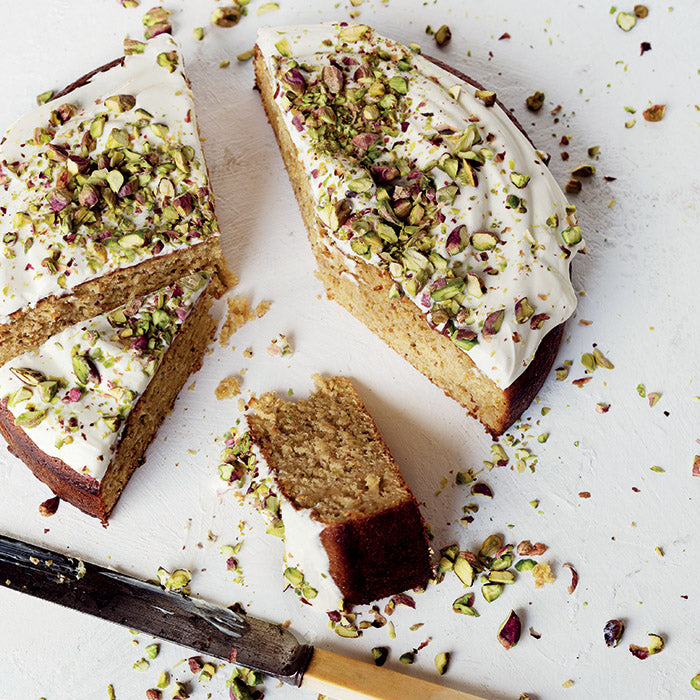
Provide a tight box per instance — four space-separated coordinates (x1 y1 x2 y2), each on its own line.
532 561 555 588
219 295 255 346
39 496 60 517
243 347 253 358
255 300 272 318
216 376 242 399
187 381 196 391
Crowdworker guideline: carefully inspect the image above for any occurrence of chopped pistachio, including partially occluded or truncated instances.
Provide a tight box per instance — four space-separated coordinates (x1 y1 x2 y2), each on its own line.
237 49 255 62
572 164 595 177
257 2 279 14
453 556 474 587
482 583 503 602
133 657 150 671
193 27 204 41
211 5 242 27
14 408 48 428
526 91 545 112
691 674 700 690
581 353 596 371
434 24 452 47
36 90 54 106
371 647 388 666
389 76 408 95
475 90 496 107
219 59 231 69
105 94 136 113
452 594 479 616
399 651 415 664
604 619 625 647
510 172 530 188
592 348 614 369
616 11 637 30
156 671 170 689
145 643 159 659
515 559 536 572
643 104 665 122
497 610 521 650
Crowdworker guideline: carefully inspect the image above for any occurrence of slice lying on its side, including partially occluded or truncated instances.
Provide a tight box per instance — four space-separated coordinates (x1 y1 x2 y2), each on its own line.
254 23 584 435
232 375 432 609
0 271 216 523
0 34 232 366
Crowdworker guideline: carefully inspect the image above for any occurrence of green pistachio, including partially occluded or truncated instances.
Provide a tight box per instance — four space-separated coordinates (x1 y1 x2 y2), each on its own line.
452 594 479 616
371 647 388 666
157 51 179 73
388 76 408 95
510 172 531 188
453 555 474 586
145 643 160 659
7 387 33 407
210 5 242 27
119 232 146 249
9 367 46 386
399 652 415 664
36 90 54 106
14 408 48 428
284 567 304 588
133 658 149 672
616 11 637 31
106 170 125 193
470 231 499 251
193 27 204 41
105 128 129 149
581 353 596 371
434 24 452 47
103 416 121 432
481 583 504 603
434 651 450 675
334 625 360 638
339 24 369 41
105 94 136 113
691 674 700 690
488 570 515 584
156 672 169 689
475 89 496 107
561 225 582 245
165 569 191 592
274 39 291 57
38 381 58 402
515 558 536 572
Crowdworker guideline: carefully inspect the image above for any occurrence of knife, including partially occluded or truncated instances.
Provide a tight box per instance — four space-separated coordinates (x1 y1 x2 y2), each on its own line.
0 533 486 700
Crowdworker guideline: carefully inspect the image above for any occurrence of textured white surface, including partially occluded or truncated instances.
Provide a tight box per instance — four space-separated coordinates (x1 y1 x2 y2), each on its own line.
1 2 699 700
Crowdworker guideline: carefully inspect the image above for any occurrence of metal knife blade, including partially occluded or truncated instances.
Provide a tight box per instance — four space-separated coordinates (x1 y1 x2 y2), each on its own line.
0 533 313 686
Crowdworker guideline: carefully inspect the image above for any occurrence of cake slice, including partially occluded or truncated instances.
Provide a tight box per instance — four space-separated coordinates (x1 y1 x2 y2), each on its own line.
0 271 216 523
221 375 432 610
254 24 584 435
0 34 231 366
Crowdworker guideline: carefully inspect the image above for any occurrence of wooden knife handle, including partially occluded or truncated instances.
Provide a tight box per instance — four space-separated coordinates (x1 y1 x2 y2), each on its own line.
301 648 487 700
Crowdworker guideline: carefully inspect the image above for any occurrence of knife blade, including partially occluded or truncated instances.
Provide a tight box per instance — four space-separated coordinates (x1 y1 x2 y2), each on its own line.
0 533 487 700
0 532 311 685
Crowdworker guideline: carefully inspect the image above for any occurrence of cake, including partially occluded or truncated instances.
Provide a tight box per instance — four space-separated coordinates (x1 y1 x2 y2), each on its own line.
219 375 432 609
0 34 231 366
254 23 584 435
0 271 216 523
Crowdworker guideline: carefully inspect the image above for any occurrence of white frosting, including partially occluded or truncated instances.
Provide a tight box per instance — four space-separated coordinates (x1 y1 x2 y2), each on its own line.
0 35 217 324
0 272 210 482
257 24 583 388
231 419 343 611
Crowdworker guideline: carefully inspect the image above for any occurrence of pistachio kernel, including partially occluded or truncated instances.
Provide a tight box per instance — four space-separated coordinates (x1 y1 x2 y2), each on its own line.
339 24 370 42
453 555 474 587
572 164 595 178
497 610 521 650
616 11 637 31
561 225 582 245
371 647 388 666
434 25 452 47
124 38 147 55
565 179 582 194
9 367 46 386
36 90 54 106
691 674 700 690
475 90 496 107
14 409 48 428
470 231 499 251
157 51 179 73
510 172 530 188
105 94 136 113
193 27 204 41
604 619 625 647
210 5 242 27
526 91 545 112
452 593 479 616
515 558 536 572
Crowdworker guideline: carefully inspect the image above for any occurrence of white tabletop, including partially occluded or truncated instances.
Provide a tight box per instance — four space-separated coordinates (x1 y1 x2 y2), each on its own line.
1 1 699 699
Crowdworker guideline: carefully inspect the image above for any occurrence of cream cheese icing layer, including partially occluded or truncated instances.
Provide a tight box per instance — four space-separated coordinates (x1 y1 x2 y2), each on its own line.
218 423 343 612
0 271 210 482
0 35 218 324
257 23 584 388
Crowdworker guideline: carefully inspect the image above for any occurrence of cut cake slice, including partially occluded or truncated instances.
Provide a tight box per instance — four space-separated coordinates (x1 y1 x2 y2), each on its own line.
254 24 584 435
0 271 216 522
0 34 231 365
222 375 432 609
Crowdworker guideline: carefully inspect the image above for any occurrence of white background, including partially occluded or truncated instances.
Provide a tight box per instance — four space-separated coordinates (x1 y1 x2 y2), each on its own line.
1 1 699 699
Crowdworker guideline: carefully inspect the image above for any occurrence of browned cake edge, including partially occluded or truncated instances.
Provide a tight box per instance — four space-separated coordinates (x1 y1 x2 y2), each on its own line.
248 377 432 604
253 47 565 436
0 280 218 523
0 49 235 366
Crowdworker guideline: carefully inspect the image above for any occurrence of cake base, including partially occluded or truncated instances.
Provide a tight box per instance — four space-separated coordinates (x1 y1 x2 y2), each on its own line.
254 49 564 436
